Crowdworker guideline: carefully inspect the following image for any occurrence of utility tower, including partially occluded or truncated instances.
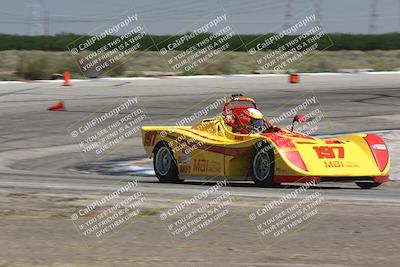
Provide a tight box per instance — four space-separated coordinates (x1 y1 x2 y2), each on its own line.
30 0 44 35
368 0 378 34
313 0 322 28
284 0 294 29
44 9 49 35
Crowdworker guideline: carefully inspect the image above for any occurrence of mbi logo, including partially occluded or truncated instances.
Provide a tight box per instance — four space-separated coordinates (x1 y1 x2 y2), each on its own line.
324 161 344 168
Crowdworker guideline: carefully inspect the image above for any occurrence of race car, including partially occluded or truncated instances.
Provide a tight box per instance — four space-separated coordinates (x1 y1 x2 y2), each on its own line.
141 95 390 188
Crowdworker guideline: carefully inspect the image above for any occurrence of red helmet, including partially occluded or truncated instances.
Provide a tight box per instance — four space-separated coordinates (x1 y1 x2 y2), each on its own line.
238 108 265 133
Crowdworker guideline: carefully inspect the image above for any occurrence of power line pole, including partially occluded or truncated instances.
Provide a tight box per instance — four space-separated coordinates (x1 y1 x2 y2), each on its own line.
313 0 322 28
398 0 400 28
44 8 49 35
368 0 378 34
31 0 43 35
284 0 294 29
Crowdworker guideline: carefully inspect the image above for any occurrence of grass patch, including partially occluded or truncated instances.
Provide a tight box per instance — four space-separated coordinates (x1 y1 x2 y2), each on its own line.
0 49 399 80
139 208 160 216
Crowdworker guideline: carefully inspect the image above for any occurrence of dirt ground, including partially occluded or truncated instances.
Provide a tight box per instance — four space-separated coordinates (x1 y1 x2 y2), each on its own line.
1 186 400 267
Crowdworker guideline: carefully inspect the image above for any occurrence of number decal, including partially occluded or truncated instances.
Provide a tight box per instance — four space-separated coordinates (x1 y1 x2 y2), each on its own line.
332 146 344 158
313 146 344 159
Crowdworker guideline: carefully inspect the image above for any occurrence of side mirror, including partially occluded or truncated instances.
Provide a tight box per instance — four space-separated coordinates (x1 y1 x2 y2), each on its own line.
294 115 305 123
291 115 305 132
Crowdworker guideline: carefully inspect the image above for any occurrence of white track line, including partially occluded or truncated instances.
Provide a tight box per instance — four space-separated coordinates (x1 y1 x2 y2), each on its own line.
1 71 400 84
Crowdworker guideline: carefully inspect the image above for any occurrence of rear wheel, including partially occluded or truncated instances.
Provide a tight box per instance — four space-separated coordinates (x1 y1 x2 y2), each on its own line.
251 143 277 187
153 142 182 183
355 182 382 189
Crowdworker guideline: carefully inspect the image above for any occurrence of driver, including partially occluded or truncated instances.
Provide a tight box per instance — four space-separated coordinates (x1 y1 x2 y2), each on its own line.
238 108 265 133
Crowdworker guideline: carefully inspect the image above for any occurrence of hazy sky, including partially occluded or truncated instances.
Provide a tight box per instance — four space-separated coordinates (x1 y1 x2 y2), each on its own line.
1 0 399 35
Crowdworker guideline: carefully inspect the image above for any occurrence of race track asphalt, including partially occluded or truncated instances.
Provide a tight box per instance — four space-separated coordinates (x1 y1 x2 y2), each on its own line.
0 73 399 202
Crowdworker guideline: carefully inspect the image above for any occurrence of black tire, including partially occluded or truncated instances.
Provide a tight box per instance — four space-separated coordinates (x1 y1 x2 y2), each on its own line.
250 142 277 187
153 141 182 183
355 182 382 189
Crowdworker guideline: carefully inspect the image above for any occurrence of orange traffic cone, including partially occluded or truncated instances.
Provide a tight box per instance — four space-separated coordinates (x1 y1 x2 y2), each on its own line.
47 101 65 111
290 73 299 84
63 71 72 86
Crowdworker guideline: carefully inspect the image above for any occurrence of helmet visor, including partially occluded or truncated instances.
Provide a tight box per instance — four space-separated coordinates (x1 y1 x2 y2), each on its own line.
251 119 264 128
248 118 264 133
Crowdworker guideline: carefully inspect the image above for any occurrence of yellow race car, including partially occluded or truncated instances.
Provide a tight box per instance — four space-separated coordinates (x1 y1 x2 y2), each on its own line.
142 95 390 188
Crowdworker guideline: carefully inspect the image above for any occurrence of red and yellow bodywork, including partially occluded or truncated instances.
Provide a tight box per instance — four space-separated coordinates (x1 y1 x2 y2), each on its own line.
142 116 390 184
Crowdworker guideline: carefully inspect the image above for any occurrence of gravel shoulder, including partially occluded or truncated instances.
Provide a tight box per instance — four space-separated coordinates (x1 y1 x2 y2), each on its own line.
1 187 400 267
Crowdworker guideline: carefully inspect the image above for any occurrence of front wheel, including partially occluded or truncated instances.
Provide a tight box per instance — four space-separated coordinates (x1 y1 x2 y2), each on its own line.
355 182 382 189
250 143 277 187
153 142 182 183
